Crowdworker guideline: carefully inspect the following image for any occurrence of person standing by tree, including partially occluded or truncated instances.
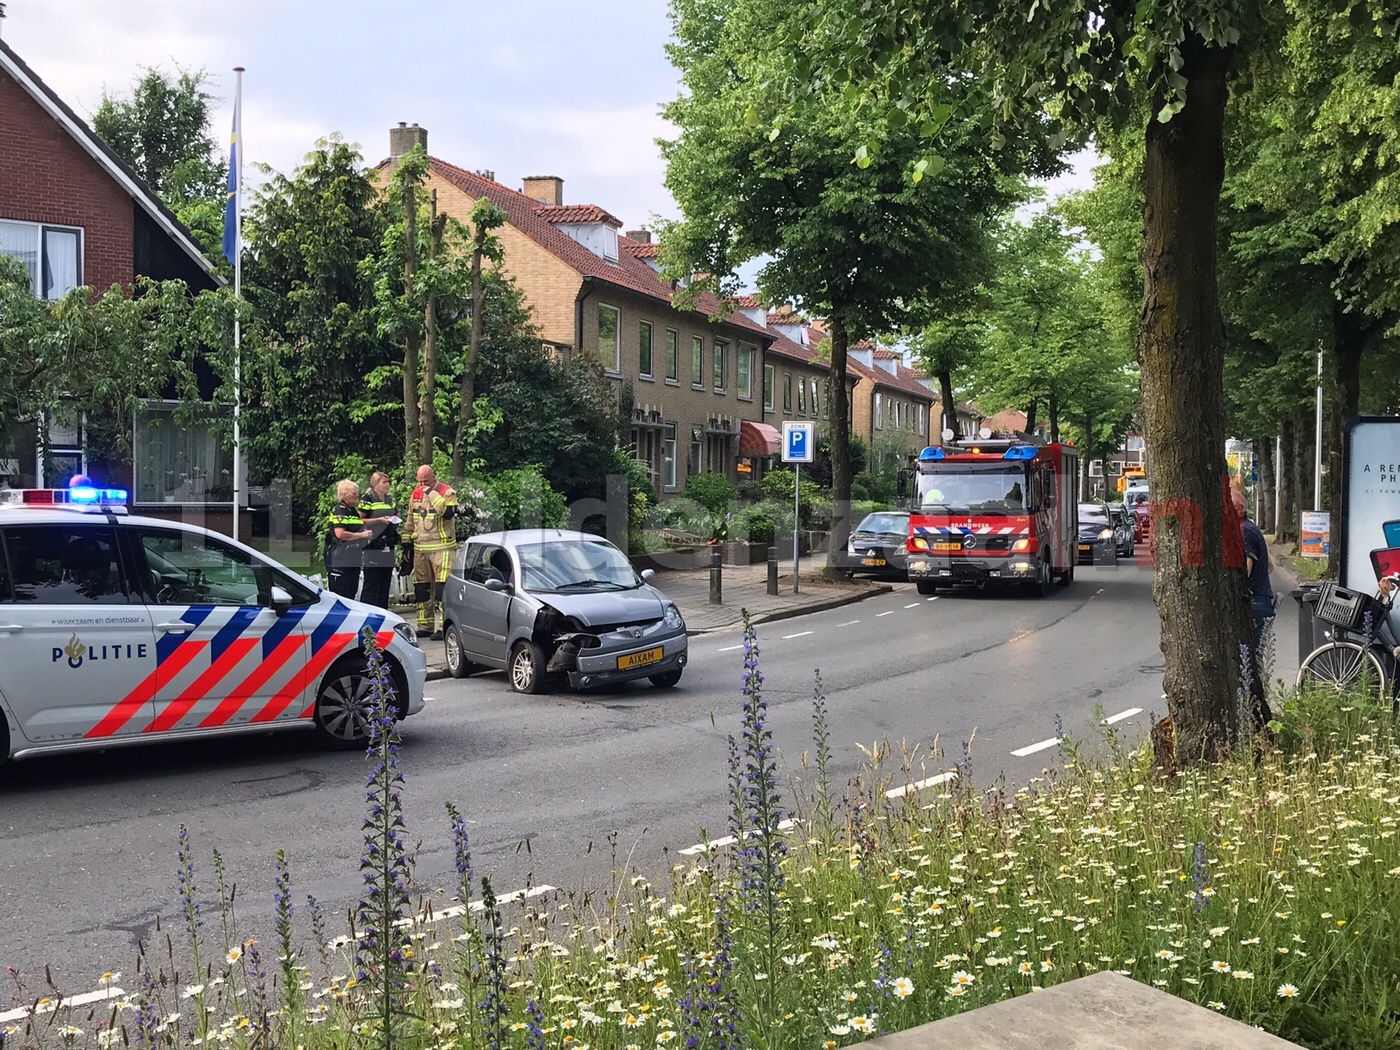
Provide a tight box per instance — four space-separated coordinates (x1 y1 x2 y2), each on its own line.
325 479 369 600
358 471 400 609
410 465 457 640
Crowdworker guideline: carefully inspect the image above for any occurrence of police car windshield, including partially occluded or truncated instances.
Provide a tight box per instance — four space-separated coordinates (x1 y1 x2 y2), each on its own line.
517 541 640 592
917 466 1026 514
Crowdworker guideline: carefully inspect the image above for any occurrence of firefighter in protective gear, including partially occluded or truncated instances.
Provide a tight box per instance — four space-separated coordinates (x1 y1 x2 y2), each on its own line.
411 464 457 640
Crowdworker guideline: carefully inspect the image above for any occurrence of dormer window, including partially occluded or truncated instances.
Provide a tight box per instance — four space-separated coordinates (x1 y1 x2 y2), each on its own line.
538 205 622 264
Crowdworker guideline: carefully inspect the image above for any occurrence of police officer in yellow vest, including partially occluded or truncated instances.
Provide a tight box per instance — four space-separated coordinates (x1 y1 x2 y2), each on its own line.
325 479 370 599
411 464 457 639
358 471 400 609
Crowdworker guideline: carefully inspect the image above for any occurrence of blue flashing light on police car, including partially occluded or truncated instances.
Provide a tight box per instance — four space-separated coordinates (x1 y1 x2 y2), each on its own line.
1002 445 1039 461
68 486 129 504
918 446 946 461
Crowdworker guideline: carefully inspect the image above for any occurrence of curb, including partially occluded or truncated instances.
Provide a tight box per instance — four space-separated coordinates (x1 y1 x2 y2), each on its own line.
420 584 893 678
684 583 894 635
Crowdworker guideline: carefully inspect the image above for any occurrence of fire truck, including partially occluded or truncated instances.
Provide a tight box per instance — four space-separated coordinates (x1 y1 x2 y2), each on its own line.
905 437 1080 596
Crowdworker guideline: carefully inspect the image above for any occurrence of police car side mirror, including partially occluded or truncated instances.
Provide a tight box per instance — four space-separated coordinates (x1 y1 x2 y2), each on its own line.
484 577 510 593
269 586 293 616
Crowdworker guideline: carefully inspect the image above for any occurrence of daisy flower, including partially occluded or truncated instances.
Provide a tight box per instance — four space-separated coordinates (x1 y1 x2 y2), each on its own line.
1277 984 1300 999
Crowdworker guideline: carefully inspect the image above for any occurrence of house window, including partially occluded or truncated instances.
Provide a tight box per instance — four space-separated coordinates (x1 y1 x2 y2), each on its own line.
797 375 806 414
821 380 829 419
875 393 883 430
665 329 679 382
810 379 819 417
690 427 703 476
691 336 704 387
0 219 82 299
783 373 792 411
763 364 775 411
598 304 621 373
713 341 727 391
737 345 753 400
917 405 925 436
133 401 235 504
662 424 678 491
638 320 654 378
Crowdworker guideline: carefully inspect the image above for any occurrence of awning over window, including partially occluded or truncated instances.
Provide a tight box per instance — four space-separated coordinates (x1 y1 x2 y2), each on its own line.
739 420 782 457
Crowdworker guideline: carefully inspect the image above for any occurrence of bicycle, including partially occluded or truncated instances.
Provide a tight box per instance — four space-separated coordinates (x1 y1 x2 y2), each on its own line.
1295 576 1400 713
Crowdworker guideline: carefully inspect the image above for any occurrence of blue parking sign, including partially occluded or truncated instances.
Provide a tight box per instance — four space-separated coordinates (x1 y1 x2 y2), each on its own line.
782 421 815 464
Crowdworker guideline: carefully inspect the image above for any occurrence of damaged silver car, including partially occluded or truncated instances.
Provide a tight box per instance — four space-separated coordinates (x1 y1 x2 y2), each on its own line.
440 530 688 693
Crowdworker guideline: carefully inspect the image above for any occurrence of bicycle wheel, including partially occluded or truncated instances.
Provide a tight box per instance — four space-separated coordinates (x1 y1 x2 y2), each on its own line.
1296 641 1388 700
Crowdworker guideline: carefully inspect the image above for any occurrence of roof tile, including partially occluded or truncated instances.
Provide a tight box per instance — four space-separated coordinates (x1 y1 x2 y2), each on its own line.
535 203 623 228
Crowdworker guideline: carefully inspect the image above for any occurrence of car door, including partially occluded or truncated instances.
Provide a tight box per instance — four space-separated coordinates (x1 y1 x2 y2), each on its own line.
458 543 514 666
131 525 308 733
0 521 158 744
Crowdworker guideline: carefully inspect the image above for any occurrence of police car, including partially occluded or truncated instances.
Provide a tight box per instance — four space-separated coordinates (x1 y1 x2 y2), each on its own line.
0 487 426 765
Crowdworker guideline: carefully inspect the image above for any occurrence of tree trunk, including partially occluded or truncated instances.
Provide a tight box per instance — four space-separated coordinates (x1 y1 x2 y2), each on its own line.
1048 389 1060 443
825 317 852 576
1138 34 1255 762
452 242 486 480
1257 434 1276 537
938 370 958 442
1024 400 1037 435
1327 305 1367 578
420 192 444 467
1278 418 1296 543
402 176 421 472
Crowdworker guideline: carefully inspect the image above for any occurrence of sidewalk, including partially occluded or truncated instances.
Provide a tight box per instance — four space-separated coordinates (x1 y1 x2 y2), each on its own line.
419 554 892 678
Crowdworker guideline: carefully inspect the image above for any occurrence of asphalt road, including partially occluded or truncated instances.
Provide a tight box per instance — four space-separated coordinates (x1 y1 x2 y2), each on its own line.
0 551 1288 993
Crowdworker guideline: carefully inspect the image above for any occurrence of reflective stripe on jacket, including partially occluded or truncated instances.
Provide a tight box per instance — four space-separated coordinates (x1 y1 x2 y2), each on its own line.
411 482 457 552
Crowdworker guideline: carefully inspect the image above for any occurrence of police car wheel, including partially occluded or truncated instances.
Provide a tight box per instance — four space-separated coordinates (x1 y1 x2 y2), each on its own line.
510 641 548 695
314 664 384 748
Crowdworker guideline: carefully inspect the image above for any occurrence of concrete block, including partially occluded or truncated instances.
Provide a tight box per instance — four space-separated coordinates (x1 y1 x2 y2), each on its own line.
863 972 1302 1050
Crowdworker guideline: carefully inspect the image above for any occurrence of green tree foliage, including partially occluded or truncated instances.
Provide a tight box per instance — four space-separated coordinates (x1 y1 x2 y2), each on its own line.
92 67 227 255
240 138 393 516
659 0 1051 574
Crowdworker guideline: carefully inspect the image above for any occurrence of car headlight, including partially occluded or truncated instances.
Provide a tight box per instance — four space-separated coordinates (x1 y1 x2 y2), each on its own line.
664 604 685 631
393 621 418 646
910 536 929 551
1099 528 1114 540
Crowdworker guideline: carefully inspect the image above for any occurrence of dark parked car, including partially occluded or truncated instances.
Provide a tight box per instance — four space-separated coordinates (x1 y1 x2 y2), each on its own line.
1078 503 1119 565
1107 503 1136 557
1130 492 1151 542
839 511 911 578
441 530 688 693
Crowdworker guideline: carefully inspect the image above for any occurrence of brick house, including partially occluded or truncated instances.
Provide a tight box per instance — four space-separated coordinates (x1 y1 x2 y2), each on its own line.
376 124 779 497
846 344 937 470
0 40 223 514
731 300 857 441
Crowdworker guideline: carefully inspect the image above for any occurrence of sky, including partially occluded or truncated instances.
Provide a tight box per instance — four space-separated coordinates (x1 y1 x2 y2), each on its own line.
3 0 1097 254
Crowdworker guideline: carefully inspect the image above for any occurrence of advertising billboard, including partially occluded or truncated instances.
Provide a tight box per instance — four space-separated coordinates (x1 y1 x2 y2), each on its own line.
1341 417 1400 589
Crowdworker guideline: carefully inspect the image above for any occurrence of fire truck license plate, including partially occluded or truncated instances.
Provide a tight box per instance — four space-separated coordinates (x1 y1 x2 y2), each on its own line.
862 557 885 566
932 542 961 551
1079 544 1091 552
618 647 665 670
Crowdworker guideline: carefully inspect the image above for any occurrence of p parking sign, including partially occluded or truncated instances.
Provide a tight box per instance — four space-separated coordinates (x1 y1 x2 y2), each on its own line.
782 421 815 464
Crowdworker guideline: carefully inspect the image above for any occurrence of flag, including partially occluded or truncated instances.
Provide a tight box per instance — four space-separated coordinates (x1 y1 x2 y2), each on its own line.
221 95 240 268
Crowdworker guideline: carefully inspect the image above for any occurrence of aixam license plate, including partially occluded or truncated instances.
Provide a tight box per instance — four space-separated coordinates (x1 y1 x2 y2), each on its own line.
617 646 665 670
862 557 886 566
932 542 961 551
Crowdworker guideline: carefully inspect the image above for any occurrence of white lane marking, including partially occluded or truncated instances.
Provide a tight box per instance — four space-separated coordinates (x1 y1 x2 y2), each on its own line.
782 630 814 639
1011 737 1061 757
926 596 940 602
717 644 743 652
876 610 896 617
0 987 126 1023
836 620 861 627
677 819 799 857
395 884 557 926
904 603 920 609
886 770 958 799
1102 707 1143 725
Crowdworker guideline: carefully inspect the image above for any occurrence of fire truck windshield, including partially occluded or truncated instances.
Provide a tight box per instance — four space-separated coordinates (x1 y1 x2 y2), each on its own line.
916 465 1027 514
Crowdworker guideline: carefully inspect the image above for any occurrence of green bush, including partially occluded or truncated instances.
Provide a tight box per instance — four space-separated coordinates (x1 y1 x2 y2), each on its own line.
733 506 777 544
685 470 738 514
477 467 567 532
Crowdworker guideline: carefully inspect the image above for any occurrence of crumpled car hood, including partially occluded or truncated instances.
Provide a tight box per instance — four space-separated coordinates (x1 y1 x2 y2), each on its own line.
532 587 669 627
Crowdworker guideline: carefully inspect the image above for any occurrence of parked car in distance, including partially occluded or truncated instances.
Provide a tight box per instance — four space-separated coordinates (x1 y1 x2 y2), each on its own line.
1129 491 1151 542
441 530 688 694
838 510 911 578
1078 503 1120 565
1107 503 1137 557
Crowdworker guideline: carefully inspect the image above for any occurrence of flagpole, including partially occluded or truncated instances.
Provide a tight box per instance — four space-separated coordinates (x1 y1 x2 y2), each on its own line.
232 67 244 543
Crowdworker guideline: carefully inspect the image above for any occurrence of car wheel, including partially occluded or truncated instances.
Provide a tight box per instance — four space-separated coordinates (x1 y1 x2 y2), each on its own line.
650 670 683 688
509 640 548 694
445 624 475 679
314 661 387 750
915 580 938 595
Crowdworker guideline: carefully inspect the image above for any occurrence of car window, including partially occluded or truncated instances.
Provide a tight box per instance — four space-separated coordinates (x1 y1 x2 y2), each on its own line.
1078 505 1109 524
856 513 909 534
135 528 274 607
518 540 638 592
2 524 131 604
466 545 511 586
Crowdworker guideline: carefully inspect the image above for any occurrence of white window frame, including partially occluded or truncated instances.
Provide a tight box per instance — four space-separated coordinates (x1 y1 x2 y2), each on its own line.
1089 459 1105 477
598 303 621 374
713 340 727 391
763 363 775 411
132 400 237 507
662 423 678 491
875 393 883 430
737 344 754 400
665 328 680 384
1108 461 1124 476
0 218 84 299
691 336 704 389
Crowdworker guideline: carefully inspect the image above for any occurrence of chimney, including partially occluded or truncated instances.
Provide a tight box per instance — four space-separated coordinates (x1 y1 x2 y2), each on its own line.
389 122 428 161
626 228 651 243
522 176 564 206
